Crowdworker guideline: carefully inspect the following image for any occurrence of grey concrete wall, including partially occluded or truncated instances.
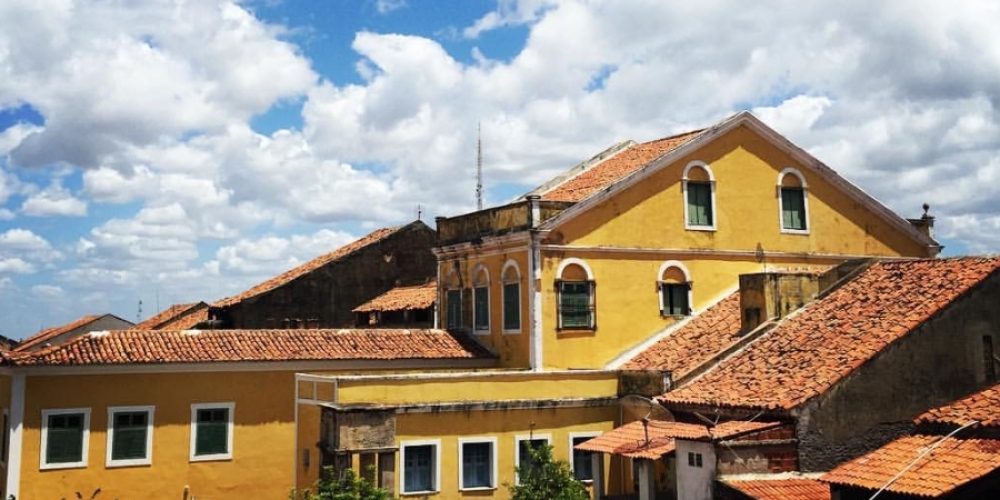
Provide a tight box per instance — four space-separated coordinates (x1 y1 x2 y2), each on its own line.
796 271 1000 471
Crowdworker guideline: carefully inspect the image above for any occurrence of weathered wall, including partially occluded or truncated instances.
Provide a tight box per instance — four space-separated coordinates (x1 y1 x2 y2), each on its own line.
797 272 1000 471
17 370 297 500
227 221 437 329
675 440 715 500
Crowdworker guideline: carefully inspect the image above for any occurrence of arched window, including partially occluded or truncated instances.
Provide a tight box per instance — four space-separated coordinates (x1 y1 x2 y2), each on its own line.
556 258 596 330
778 168 809 233
501 260 522 333
445 268 463 330
472 264 490 334
658 261 692 317
682 161 716 230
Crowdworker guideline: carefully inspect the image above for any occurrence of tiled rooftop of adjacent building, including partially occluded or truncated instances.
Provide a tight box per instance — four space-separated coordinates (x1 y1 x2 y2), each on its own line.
821 435 1000 497
661 257 1000 411
916 382 1000 428
4 328 495 366
722 477 830 500
575 419 781 460
15 314 102 352
353 281 437 313
136 302 210 330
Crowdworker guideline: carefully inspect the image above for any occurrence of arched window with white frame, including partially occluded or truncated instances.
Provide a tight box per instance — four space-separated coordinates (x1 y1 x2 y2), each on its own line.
778 167 809 233
444 267 463 330
556 258 596 330
682 161 717 230
658 261 692 317
501 260 522 333
472 264 490 334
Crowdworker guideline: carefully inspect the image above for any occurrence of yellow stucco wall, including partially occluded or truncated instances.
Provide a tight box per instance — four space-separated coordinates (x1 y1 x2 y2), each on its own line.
18 370 297 500
394 404 619 499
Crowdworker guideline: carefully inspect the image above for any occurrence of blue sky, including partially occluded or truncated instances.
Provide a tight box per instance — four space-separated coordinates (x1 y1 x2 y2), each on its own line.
1 0 998 339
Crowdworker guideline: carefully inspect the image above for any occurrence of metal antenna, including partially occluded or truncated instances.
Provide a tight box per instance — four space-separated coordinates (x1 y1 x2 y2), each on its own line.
476 122 483 210
137 299 143 322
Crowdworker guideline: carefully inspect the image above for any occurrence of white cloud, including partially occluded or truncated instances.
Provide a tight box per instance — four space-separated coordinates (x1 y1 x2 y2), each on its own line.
20 181 87 217
30 284 64 300
0 258 34 274
375 0 407 15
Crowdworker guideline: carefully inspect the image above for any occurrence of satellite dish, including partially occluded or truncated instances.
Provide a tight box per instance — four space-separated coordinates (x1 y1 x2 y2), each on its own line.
619 395 675 445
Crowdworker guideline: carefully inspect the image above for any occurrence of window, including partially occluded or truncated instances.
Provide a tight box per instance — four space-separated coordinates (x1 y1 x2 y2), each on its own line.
570 432 600 482
556 259 596 330
515 434 552 484
459 437 497 490
473 265 490 333
984 335 996 382
41 408 90 469
778 168 809 233
107 406 154 467
683 162 716 230
446 289 463 330
400 440 440 495
658 261 692 317
190 403 234 461
502 260 522 333
687 452 703 468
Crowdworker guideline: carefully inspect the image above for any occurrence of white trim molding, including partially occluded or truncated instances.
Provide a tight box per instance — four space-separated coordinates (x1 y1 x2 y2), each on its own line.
40 407 91 470
189 402 235 462
6 374 24 498
106 405 155 468
569 431 603 482
514 433 553 485
399 438 442 495
681 161 717 231
472 264 491 335
778 167 811 235
657 260 693 317
501 259 523 334
556 257 595 280
458 436 499 491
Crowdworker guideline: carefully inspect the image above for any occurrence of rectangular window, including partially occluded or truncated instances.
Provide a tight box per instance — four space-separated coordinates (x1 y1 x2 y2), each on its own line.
41 408 90 469
984 335 996 381
503 282 521 332
459 438 496 490
446 289 463 329
558 281 595 329
781 187 807 231
474 286 490 332
687 182 713 227
660 282 691 316
401 440 439 494
687 452 703 468
190 403 234 461
570 433 600 482
515 435 551 484
107 406 154 467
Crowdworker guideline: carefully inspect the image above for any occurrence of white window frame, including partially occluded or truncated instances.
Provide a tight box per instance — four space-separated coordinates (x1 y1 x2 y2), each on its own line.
569 431 602 483
777 167 810 235
458 437 498 491
399 439 441 495
190 402 234 462
682 161 717 231
514 433 552 485
472 264 491 335
657 260 693 317
2 408 8 467
501 259 522 334
106 405 154 467
555 259 597 330
40 408 91 470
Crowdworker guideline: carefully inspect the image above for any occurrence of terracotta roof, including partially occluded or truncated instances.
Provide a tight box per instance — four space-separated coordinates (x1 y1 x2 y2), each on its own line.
5 328 495 366
540 130 704 202
622 292 742 377
575 420 782 460
353 282 437 313
214 225 403 307
661 257 1000 411
136 302 209 330
16 314 102 352
916 383 1000 428
821 435 1000 497
722 478 830 500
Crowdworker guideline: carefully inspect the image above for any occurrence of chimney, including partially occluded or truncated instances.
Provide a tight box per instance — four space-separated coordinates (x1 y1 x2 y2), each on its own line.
906 203 935 239
739 272 820 332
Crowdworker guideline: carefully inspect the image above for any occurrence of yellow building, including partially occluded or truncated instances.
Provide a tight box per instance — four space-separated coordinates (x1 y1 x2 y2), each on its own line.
1 111 941 499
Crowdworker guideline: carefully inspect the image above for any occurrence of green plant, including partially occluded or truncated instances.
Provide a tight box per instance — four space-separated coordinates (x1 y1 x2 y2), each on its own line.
291 466 394 500
507 443 589 500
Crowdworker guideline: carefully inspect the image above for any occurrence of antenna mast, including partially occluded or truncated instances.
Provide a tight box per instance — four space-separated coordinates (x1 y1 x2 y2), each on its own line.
476 122 483 210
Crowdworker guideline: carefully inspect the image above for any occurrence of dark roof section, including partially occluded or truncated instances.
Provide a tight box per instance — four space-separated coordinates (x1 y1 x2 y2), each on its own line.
136 302 210 330
661 257 1000 411
5 328 495 367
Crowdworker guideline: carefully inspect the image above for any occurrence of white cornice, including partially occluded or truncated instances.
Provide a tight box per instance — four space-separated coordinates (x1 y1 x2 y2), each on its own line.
537 244 912 262
11 357 496 376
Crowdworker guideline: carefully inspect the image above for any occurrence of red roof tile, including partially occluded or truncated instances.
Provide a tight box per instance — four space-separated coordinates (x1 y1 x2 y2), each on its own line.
661 257 1000 411
353 282 437 313
575 420 782 460
821 435 1000 497
623 292 741 377
541 130 703 202
16 315 102 352
6 328 495 366
916 382 1000 428
136 302 209 330
723 478 830 500
214 225 403 307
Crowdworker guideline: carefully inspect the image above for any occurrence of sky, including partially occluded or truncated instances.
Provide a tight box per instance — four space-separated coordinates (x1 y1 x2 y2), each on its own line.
1 0 999 339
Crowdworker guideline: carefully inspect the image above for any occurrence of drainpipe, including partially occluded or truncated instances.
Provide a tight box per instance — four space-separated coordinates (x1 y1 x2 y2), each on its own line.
6 372 25 499
527 196 543 371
